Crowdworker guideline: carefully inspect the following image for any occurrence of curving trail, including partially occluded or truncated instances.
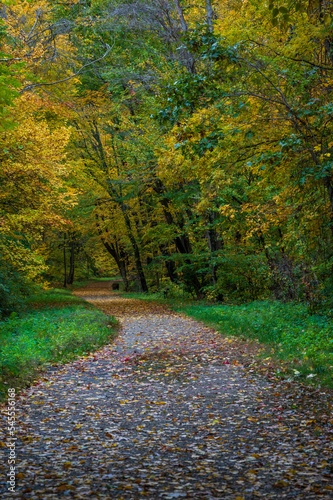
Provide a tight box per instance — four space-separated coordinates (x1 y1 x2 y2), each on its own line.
0 281 332 499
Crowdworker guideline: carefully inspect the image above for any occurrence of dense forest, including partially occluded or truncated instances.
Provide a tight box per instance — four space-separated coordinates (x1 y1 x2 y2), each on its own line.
2 5 333 495
1 0 333 314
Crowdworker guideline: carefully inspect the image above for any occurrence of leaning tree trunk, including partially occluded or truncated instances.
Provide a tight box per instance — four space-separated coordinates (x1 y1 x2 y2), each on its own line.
90 121 148 292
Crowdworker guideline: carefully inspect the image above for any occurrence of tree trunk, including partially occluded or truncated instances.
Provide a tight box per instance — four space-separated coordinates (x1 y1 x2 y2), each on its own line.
205 0 216 29
123 212 149 292
324 176 333 235
63 233 67 288
95 212 130 291
160 245 178 282
206 215 224 301
153 179 203 297
173 0 196 73
90 124 148 292
173 0 188 32
67 237 75 285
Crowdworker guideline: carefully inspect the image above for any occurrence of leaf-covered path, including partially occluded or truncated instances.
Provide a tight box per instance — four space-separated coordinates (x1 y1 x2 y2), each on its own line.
1 282 333 499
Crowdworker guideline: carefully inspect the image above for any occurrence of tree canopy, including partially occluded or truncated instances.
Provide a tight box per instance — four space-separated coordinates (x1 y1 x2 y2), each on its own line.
2 0 333 313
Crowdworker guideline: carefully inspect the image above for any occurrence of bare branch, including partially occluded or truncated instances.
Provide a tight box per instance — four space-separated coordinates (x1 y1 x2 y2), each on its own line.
28 7 42 39
247 38 333 71
0 56 25 62
21 44 113 92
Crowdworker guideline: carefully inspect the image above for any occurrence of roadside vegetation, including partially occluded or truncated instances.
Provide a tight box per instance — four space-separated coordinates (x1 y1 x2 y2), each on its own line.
122 290 333 389
0 287 117 402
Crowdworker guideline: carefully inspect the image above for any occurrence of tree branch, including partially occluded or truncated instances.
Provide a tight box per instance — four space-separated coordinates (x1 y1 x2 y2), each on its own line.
21 44 113 92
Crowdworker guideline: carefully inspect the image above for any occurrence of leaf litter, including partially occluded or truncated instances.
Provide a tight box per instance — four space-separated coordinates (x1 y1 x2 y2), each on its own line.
0 281 332 499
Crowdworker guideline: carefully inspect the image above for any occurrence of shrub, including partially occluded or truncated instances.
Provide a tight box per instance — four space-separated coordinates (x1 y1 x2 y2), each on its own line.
0 264 34 317
216 252 270 302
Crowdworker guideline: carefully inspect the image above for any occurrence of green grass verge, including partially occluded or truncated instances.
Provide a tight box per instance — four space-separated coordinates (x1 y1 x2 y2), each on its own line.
0 288 117 401
26 287 88 308
121 292 333 388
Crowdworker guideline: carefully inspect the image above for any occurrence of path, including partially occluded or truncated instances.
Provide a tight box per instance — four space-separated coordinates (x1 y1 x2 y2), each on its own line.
1 282 332 499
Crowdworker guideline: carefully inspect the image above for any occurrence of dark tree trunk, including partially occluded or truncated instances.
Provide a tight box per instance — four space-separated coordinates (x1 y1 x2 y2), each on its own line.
160 245 178 282
63 233 67 288
67 238 75 285
95 212 130 291
206 213 224 301
153 179 203 297
123 212 148 292
90 124 148 293
324 176 333 236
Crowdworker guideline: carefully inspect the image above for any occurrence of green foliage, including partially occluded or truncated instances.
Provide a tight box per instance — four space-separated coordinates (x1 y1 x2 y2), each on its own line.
0 236 48 317
216 252 270 302
0 261 35 317
154 281 194 300
265 0 307 28
3 0 333 325
0 21 21 131
27 288 88 308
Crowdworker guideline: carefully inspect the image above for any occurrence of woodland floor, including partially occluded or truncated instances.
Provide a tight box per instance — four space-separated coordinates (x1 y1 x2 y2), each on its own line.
0 281 333 499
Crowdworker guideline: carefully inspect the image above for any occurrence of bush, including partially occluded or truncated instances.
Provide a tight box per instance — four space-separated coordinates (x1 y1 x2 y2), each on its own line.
0 264 34 317
216 252 270 302
159 281 193 300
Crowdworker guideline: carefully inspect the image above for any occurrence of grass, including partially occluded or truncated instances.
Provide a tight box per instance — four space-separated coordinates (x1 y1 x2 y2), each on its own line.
177 301 333 386
46 277 120 290
0 287 117 401
26 287 88 308
121 292 333 388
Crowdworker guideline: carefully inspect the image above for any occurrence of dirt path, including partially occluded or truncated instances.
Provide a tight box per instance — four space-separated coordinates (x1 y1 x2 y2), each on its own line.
1 282 332 499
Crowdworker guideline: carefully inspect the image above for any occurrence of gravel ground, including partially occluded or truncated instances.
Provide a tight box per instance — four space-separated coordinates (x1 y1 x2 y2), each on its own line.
0 282 332 499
